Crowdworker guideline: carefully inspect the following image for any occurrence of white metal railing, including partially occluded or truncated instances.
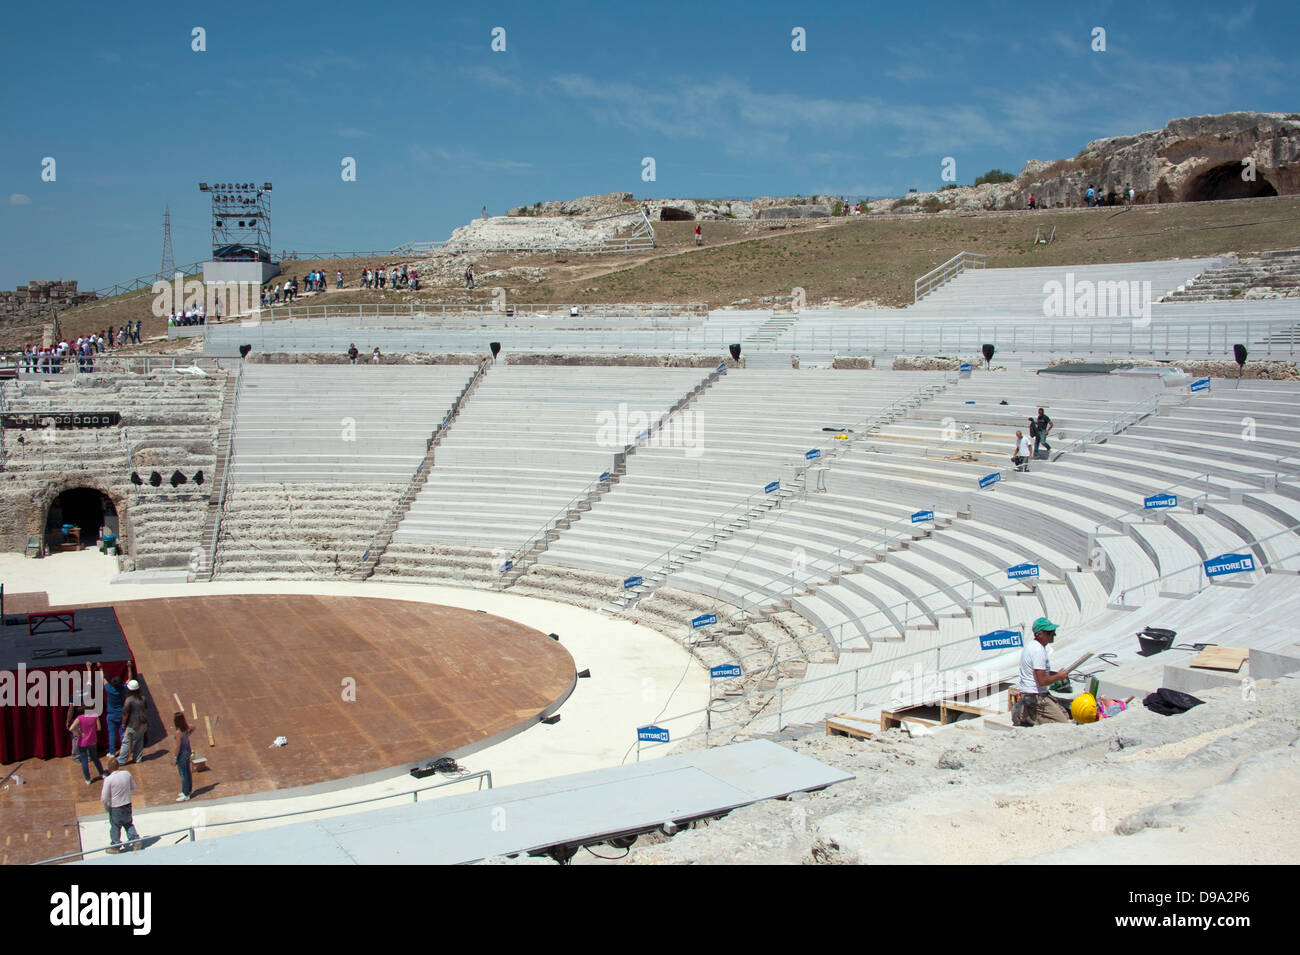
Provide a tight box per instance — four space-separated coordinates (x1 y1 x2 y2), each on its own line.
359 360 490 570
1114 523 1300 605
615 481 797 598
914 251 986 303
636 622 1032 758
724 509 938 621
31 769 492 865
203 316 1300 360
1051 393 1164 458
716 558 1049 679
232 301 709 324
205 363 243 579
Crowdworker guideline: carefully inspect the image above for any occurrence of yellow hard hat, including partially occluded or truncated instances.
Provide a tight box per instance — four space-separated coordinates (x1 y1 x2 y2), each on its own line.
1071 693 1098 723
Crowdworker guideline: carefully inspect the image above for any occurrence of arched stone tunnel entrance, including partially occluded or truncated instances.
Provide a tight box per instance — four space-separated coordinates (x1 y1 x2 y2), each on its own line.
45 488 118 551
26 476 129 555
1182 162 1279 202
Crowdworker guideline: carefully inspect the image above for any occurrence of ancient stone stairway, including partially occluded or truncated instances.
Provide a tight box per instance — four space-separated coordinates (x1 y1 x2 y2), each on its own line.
352 360 491 581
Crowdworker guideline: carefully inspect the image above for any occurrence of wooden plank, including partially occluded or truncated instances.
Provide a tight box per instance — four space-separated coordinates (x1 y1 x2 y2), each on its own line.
172 693 184 713
880 710 938 733
825 714 878 740
205 715 215 747
1190 645 1250 672
940 701 996 724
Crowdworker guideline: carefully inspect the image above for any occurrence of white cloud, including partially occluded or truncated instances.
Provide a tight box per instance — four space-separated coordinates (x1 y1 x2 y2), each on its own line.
4 193 32 206
336 128 372 139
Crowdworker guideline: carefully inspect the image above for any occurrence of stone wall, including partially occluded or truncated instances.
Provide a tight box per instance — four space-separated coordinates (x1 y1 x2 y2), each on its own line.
0 280 96 325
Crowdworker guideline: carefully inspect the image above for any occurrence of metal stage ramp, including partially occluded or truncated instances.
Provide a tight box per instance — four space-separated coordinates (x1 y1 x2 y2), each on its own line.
84 740 853 865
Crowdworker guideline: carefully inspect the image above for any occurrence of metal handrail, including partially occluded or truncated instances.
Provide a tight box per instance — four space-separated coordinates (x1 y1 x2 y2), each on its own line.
1052 393 1162 458
717 558 1049 674
359 360 490 569
637 622 1033 757
31 770 493 865
506 363 729 579
726 508 938 620
205 363 243 579
239 301 710 325
617 481 797 594
914 251 986 303
1114 521 1300 605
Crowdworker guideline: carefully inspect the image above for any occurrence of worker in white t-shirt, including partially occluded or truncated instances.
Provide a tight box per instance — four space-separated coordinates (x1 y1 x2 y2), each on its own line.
1014 618 1072 725
1012 429 1032 472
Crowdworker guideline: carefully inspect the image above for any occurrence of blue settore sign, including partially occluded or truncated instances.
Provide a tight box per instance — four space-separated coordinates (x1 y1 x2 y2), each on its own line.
623 575 643 589
805 449 821 461
911 509 935 524
637 725 670 743
717 362 726 373
599 471 610 482
978 629 1023 651
501 560 513 572
1007 562 1040 580
1204 552 1255 578
959 363 972 373
979 472 1002 490
1190 378 1211 393
764 481 780 494
710 663 743 679
1144 493 1178 510
691 613 718 629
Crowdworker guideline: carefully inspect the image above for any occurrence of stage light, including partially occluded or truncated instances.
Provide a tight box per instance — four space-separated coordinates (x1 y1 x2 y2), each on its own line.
149 471 162 487
170 470 188 488
548 632 559 641
263 183 273 191
198 183 209 191
130 472 143 486
577 668 591 679
982 343 995 368
729 343 741 361
239 344 252 359
489 342 501 359
540 715 561 725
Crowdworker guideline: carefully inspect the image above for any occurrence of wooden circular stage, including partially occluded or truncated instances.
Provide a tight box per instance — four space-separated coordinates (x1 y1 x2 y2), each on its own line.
0 593 575 865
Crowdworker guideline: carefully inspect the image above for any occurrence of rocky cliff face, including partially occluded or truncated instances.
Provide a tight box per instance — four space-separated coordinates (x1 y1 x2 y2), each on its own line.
873 111 1300 214
507 193 843 220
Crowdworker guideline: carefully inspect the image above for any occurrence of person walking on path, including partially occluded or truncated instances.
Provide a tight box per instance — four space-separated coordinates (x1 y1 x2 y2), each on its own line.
101 757 141 853
1013 618 1073 726
68 707 106 784
174 713 194 802
695 223 702 246
465 265 475 290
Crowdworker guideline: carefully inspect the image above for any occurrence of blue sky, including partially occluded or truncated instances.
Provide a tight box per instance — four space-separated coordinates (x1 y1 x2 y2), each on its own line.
1 0 1295 292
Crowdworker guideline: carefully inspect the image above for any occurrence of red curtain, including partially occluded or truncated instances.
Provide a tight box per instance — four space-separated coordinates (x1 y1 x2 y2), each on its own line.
0 656 136 764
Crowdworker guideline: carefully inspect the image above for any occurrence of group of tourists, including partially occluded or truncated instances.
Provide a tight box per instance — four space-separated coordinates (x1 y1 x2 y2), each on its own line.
12 321 144 373
360 264 420 291
167 305 206 326
1084 183 1136 208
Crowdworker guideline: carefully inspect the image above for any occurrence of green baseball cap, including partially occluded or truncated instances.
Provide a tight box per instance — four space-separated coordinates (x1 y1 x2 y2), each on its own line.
1032 617 1059 633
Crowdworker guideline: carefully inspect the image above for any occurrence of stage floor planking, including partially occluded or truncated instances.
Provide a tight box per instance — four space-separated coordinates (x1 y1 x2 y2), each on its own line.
0 593 574 865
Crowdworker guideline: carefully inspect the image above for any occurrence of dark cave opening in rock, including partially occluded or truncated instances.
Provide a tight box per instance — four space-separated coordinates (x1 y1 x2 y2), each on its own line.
658 206 696 221
1182 162 1279 202
46 488 117 550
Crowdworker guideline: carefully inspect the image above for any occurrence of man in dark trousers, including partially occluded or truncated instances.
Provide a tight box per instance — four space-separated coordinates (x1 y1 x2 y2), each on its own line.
1014 618 1073 726
101 756 142 852
118 679 147 764
1033 406 1053 458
